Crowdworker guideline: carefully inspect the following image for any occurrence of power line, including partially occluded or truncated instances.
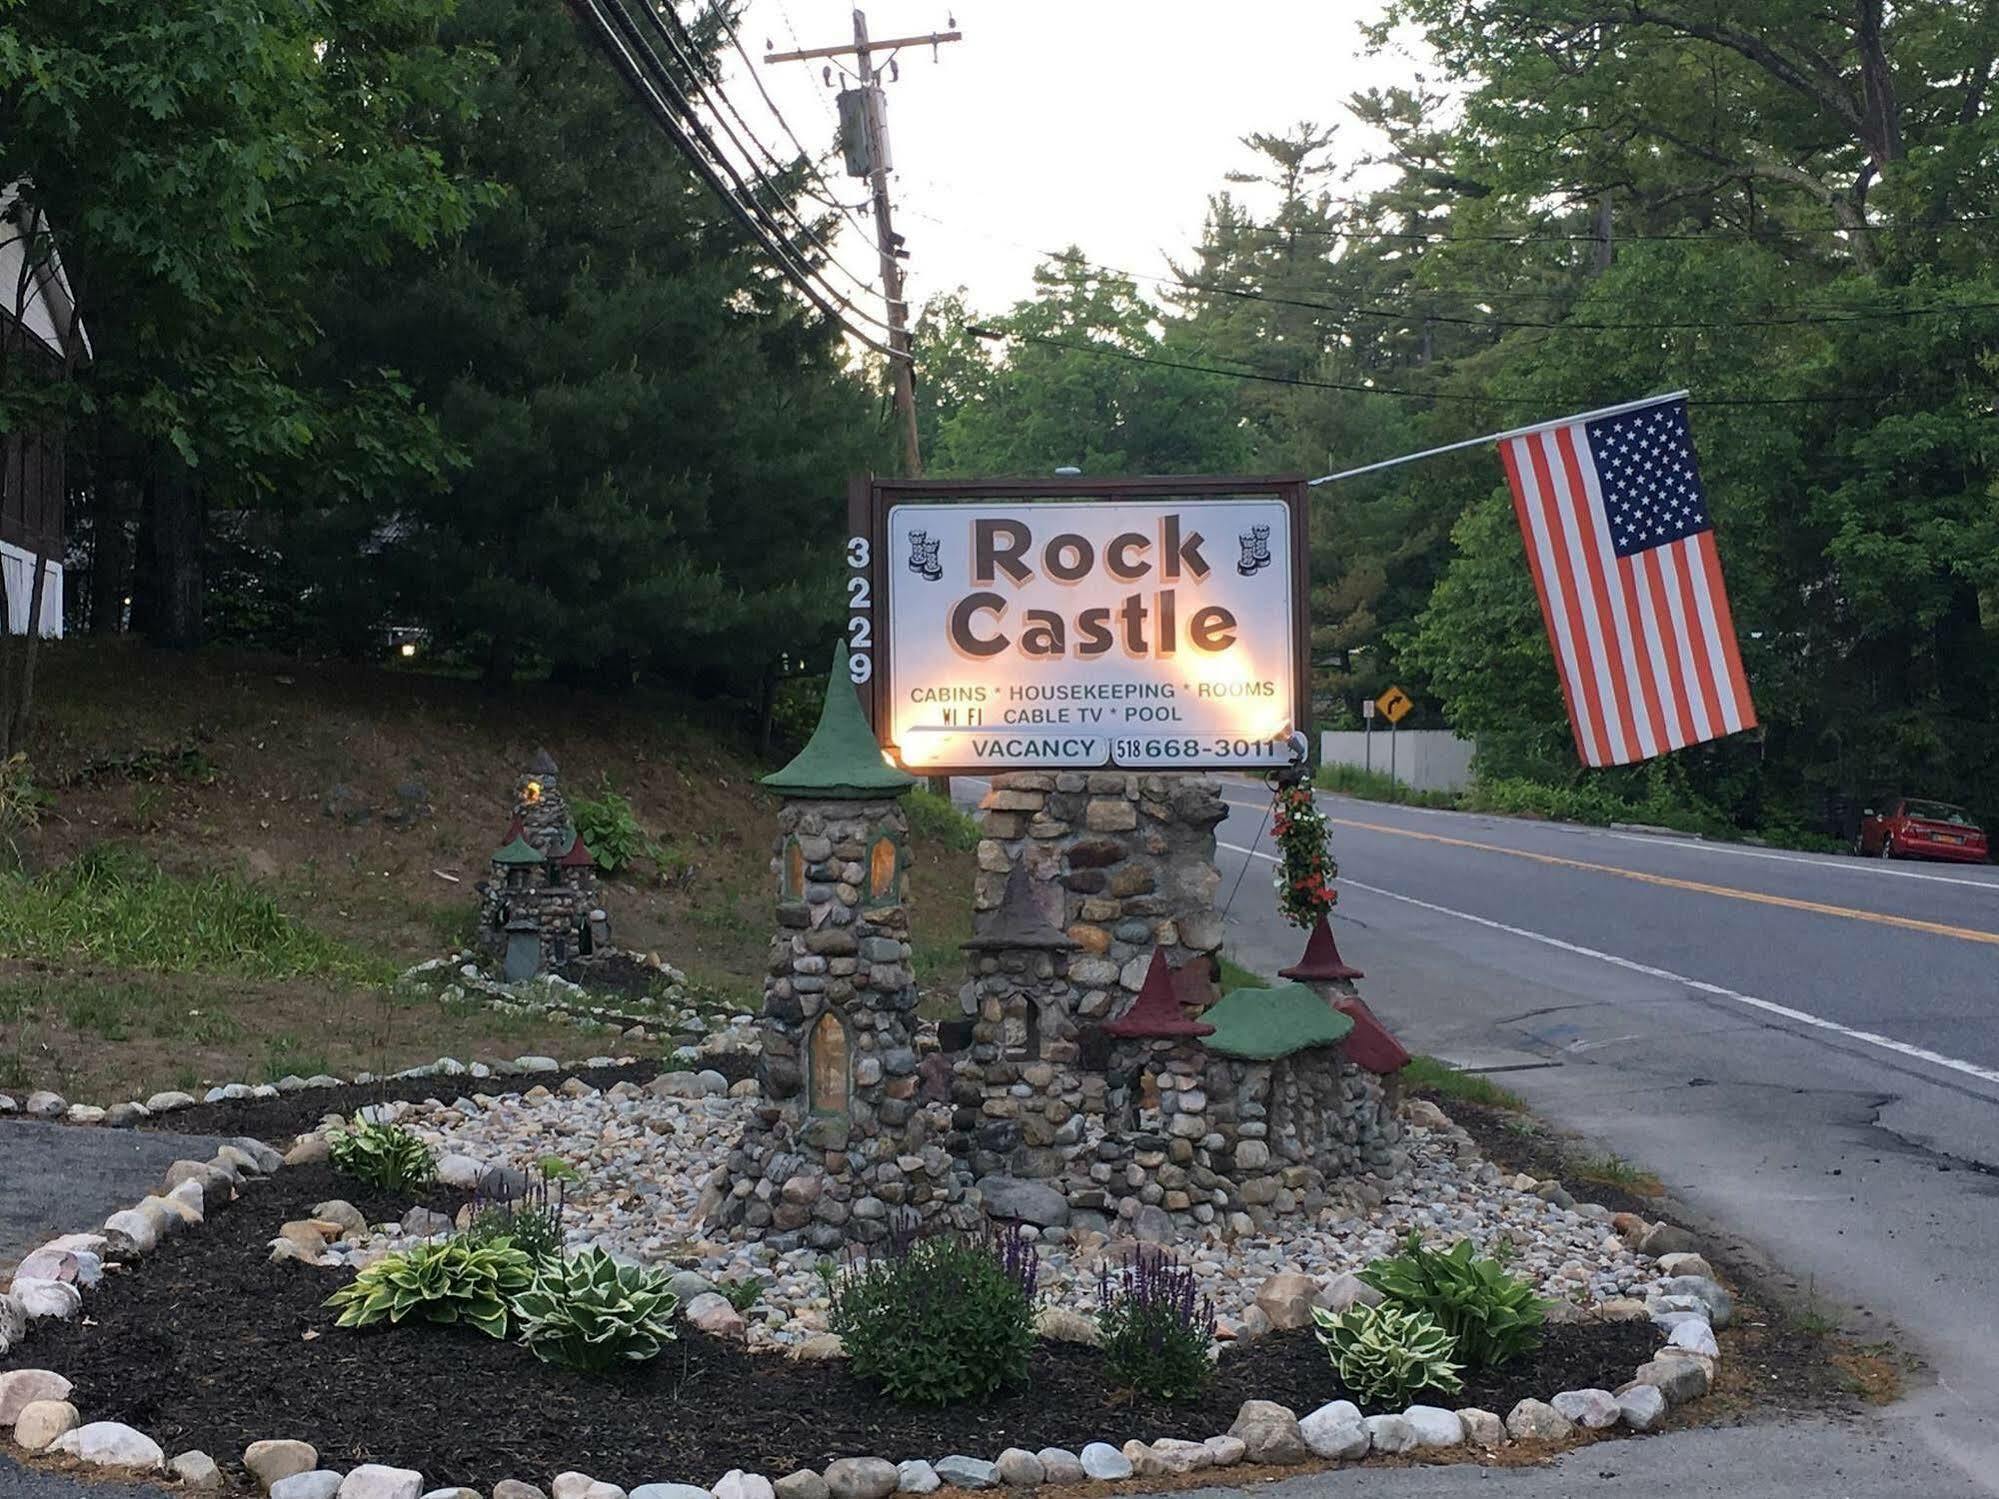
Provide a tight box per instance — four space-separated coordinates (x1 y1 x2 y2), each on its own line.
705 3 875 218
995 241 1999 335
965 323 1880 408
763 10 962 477
626 0 895 318
771 0 843 129
964 323 1540 404
566 0 907 359
901 201 1999 324
1229 213 1999 248
1168 279 1999 333
675 3 880 226
594 0 905 340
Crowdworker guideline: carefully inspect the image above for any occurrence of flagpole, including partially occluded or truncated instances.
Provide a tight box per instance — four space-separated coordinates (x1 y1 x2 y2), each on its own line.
1307 389 1691 487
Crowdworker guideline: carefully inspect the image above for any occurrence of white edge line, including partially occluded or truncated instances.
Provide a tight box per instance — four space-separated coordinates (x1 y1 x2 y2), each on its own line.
1214 840 1999 1090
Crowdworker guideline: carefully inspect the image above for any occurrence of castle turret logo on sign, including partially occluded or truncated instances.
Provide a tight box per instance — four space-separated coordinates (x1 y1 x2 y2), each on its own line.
847 477 1310 774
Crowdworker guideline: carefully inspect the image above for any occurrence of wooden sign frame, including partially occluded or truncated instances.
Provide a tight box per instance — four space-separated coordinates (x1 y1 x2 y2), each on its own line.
844 474 1313 776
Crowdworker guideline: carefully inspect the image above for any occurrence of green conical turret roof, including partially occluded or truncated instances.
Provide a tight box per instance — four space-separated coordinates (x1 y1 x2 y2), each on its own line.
762 642 917 800
492 833 546 865
1201 981 1354 1060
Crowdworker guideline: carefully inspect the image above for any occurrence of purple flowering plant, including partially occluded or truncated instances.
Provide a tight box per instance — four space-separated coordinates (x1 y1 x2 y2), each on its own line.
1096 1244 1216 1401
827 1217 1040 1405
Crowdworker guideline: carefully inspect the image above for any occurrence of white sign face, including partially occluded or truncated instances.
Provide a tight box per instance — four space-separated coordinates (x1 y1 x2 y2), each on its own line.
883 499 1300 772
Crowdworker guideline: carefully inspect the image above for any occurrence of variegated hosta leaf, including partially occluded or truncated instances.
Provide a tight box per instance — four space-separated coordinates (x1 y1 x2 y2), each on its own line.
1314 1301 1464 1404
517 1246 679 1371
321 1240 533 1337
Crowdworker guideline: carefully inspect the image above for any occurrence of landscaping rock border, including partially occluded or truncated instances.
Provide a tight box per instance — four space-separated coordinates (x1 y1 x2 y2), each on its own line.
4 1091 1728 1489
0 950 756 1132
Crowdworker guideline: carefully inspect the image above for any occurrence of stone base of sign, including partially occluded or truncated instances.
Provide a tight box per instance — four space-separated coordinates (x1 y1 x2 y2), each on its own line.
711 794 975 1248
972 771 1231 998
948 772 1400 1240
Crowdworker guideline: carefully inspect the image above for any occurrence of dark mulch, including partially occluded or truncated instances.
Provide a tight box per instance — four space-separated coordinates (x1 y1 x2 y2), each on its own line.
140 1057 749 1145
4 1164 1660 1490
1421 1092 1660 1220
554 953 678 1003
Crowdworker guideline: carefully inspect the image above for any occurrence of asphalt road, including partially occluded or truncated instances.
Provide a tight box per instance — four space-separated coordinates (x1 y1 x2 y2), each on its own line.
0 1120 233 1275
1202 785 1999 1495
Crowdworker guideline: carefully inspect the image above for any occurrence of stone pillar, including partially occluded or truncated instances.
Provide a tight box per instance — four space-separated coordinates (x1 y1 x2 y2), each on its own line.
974 771 1229 1025
954 863 1090 1181
709 645 973 1247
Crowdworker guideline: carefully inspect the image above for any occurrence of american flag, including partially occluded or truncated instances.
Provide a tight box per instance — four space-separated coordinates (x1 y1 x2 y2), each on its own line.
1498 395 1756 768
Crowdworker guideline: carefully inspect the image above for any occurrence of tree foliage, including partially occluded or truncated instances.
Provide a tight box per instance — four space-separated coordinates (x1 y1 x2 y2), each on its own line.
1 0 892 728
0 0 483 648
308 0 888 692
915 0 1999 829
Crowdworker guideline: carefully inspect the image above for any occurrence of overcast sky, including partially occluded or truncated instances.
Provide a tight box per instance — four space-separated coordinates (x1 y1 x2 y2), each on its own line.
720 0 1415 320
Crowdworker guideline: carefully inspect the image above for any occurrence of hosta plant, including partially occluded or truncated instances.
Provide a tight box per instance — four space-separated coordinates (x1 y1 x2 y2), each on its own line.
328 1119 438 1192
515 1246 679 1371
1313 1300 1464 1406
324 1240 533 1338
1359 1229 1546 1369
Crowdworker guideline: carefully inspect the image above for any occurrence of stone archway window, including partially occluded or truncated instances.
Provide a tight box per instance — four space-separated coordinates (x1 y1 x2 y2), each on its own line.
866 830 902 905
782 836 806 898
808 1011 851 1117
1001 993 1040 1060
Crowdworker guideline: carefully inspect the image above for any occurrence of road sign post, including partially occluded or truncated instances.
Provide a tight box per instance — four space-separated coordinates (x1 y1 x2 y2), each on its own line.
1361 696 1375 772
1374 686 1413 787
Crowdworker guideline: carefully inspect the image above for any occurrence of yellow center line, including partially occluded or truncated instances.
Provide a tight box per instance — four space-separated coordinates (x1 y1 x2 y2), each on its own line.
1328 817 1999 947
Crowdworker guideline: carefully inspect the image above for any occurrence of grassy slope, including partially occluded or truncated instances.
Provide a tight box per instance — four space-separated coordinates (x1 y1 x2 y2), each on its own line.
2 641 978 1100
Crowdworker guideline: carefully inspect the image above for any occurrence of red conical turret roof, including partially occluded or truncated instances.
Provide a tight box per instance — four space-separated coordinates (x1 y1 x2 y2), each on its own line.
1103 949 1215 1038
1278 913 1363 982
1334 994 1411 1075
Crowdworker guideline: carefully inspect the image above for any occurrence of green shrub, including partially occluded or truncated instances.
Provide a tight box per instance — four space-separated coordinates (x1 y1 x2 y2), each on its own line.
570 780 657 873
1359 1229 1546 1369
515 1246 679 1371
0 843 387 980
0 753 48 871
324 1239 534 1337
1095 1246 1215 1401
719 1274 767 1312
1313 762 1461 810
828 1224 1039 1405
1313 1300 1464 1405
905 788 980 851
329 1118 439 1192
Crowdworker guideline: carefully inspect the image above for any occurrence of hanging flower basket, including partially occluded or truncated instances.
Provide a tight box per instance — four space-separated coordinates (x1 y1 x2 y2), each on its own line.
1271 779 1337 928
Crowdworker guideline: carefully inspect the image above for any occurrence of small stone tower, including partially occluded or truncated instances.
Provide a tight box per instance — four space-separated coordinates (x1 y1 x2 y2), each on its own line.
953 862 1089 1180
474 749 609 979
709 644 974 1247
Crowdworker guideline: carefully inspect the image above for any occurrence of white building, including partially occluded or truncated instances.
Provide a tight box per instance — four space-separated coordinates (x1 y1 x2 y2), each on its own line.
2 182 90 637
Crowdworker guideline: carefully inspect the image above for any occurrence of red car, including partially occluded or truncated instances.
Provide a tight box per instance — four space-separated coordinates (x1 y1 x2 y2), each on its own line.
1855 797 1990 863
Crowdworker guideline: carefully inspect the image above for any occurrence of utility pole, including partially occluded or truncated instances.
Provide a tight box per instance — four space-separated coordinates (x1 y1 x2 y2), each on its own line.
767 10 960 478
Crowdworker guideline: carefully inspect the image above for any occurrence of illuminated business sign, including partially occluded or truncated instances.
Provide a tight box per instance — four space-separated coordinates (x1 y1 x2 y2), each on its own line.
846 476 1311 774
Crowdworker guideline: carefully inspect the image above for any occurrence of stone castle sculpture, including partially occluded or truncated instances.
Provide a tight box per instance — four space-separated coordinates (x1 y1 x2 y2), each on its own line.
474 749 610 980
710 648 1410 1250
